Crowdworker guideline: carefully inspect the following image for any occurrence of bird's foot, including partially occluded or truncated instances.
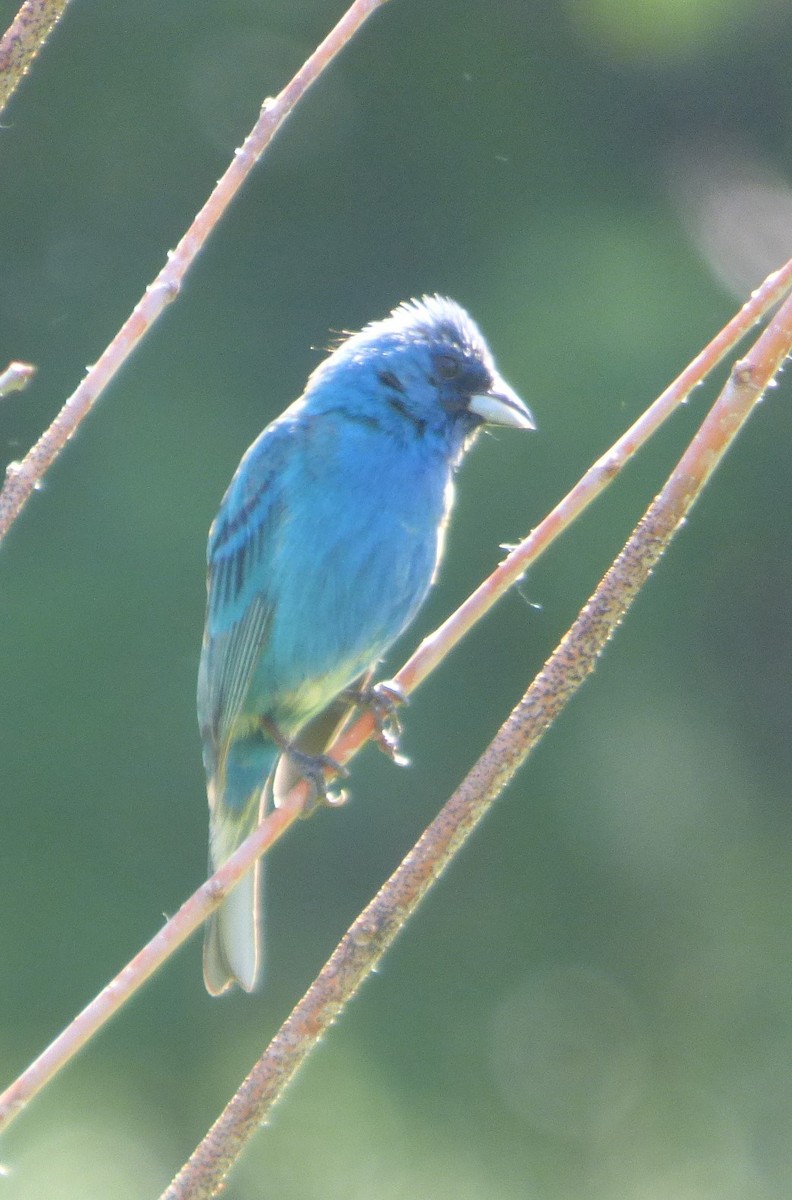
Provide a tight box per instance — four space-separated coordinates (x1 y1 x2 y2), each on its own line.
289 747 350 815
261 717 349 815
344 680 410 766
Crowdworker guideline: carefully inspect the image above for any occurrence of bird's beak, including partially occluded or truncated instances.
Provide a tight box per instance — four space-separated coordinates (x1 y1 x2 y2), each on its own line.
468 376 536 430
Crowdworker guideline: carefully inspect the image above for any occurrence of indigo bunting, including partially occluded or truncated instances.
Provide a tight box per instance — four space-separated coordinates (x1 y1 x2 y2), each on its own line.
198 295 534 995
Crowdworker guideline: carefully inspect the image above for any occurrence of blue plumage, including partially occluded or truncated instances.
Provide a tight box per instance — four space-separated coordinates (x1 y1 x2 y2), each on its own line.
198 295 535 994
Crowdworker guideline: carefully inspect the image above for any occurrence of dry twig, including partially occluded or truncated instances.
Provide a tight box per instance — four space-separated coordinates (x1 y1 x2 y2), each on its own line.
0 0 71 116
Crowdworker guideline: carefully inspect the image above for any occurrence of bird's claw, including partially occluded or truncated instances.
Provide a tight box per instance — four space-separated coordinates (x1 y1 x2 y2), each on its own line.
289 748 350 815
346 680 410 766
261 716 349 815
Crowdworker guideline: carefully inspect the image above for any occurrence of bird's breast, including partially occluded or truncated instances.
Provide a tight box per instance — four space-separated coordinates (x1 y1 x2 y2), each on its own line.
257 426 453 715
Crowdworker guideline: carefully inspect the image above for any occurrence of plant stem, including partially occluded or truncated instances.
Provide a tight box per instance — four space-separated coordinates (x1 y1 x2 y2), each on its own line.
0 0 392 547
0 0 71 116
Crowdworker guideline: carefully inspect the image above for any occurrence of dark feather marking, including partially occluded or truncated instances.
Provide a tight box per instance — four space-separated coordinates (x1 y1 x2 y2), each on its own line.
234 540 246 599
213 480 270 554
320 404 385 433
377 369 406 395
387 396 427 436
212 560 223 607
213 493 286 611
337 410 383 432
218 558 232 608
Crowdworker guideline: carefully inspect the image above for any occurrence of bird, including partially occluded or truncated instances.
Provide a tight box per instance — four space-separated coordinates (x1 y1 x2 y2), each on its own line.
197 295 535 995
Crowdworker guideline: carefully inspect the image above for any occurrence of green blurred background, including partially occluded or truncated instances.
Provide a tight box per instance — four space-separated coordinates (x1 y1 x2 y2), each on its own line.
2 1 792 1196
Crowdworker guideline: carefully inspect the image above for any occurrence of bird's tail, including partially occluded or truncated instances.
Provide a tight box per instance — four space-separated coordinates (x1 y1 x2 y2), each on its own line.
203 743 277 996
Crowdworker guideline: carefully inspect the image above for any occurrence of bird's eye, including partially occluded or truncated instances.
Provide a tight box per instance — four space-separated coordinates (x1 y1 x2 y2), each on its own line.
435 354 460 380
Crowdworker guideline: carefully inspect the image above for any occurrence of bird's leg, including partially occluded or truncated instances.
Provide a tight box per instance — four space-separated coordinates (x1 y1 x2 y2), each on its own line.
342 679 410 766
260 716 349 815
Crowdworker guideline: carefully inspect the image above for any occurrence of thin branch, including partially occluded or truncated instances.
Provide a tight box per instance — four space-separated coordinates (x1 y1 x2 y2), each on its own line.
0 360 36 399
0 803 297 1135
1 257 791 1135
160 285 792 1200
393 256 792 695
0 0 71 117
0 0 391 547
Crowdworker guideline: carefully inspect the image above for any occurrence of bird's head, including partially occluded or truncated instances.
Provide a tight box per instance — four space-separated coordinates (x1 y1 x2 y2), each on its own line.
306 295 535 455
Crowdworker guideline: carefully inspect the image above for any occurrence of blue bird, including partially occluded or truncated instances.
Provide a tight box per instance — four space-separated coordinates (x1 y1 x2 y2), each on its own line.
198 295 535 995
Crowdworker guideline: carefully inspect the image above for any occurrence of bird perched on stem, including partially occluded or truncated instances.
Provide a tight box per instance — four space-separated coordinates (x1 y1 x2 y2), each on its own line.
198 295 535 995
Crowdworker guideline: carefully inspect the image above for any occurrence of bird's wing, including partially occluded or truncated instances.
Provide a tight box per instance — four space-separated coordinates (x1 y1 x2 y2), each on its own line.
197 420 294 763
